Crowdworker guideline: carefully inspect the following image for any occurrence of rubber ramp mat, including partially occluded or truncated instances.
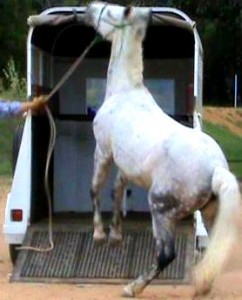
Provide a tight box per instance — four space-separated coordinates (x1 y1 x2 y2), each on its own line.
11 221 195 284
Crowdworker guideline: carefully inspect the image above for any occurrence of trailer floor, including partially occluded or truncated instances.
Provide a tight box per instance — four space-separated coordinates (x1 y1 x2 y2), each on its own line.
11 214 195 285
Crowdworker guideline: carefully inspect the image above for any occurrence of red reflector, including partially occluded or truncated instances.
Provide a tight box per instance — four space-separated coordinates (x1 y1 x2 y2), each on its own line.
11 209 23 222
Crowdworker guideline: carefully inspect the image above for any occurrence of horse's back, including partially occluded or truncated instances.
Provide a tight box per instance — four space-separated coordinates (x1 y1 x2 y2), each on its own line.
158 129 228 180
94 88 163 141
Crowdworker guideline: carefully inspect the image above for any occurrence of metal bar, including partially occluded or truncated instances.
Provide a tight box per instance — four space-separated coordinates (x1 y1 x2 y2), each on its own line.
27 12 194 32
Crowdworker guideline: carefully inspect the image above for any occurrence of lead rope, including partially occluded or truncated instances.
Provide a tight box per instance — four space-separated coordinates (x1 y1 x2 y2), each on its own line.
17 39 102 252
17 39 100 252
17 7 108 253
45 36 102 102
17 106 56 252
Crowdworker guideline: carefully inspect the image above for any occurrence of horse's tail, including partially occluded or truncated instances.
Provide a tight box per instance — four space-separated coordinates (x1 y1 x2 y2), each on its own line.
193 166 241 295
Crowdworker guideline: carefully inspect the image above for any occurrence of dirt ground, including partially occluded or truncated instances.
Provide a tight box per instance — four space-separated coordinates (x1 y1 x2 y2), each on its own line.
0 176 242 300
203 106 242 137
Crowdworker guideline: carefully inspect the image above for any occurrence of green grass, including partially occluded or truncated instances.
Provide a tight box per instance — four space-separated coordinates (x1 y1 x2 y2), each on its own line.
0 118 22 176
203 120 242 178
0 85 25 175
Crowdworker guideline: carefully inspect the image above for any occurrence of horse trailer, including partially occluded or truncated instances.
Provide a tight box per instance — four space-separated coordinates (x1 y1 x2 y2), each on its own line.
3 5 205 284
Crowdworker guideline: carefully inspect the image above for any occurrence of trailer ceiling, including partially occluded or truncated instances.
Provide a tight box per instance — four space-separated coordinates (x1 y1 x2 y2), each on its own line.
31 23 194 59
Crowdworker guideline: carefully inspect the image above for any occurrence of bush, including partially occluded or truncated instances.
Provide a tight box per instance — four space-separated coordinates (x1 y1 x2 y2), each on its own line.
2 57 26 100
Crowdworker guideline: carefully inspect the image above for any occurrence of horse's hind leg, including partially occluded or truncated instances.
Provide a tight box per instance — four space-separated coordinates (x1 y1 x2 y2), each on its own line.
109 170 128 243
200 195 218 234
91 146 112 242
195 196 218 255
123 190 176 297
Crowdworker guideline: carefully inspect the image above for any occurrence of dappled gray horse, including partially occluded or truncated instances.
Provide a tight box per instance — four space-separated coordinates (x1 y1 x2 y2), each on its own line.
85 2 241 297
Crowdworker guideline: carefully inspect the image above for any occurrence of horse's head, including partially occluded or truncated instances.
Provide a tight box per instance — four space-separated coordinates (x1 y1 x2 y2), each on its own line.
85 1 151 41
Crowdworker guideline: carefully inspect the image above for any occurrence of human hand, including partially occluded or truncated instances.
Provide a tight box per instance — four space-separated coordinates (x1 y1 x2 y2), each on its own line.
30 95 48 111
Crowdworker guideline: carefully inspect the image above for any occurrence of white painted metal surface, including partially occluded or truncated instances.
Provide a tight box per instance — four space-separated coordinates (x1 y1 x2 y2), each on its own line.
3 113 32 244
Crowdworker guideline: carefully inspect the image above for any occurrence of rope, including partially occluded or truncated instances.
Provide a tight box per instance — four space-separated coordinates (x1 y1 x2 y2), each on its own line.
46 36 102 102
16 6 109 253
17 106 56 252
44 2 108 102
17 3 130 253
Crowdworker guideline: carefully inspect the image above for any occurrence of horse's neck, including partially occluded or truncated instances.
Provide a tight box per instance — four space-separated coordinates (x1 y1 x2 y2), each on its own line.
106 31 144 97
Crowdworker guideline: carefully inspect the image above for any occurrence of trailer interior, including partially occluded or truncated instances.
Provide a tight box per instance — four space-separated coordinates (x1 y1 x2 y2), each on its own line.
9 7 200 284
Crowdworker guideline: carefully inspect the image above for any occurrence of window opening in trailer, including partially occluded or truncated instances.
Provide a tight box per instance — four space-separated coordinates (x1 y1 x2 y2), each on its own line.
86 78 175 115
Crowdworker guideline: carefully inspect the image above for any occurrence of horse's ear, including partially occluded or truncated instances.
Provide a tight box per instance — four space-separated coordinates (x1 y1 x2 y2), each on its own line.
124 6 133 19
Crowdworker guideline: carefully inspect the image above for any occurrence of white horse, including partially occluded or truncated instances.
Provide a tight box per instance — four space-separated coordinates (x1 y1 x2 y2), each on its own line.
85 2 241 297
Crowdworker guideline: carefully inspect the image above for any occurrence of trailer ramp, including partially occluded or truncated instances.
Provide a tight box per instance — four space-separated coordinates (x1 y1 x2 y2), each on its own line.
11 216 195 284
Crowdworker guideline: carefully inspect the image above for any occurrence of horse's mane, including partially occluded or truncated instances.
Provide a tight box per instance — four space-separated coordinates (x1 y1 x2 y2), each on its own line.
123 29 144 86
107 21 144 93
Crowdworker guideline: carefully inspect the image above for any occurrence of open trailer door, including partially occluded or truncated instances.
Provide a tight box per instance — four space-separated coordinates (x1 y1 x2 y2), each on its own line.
4 5 204 284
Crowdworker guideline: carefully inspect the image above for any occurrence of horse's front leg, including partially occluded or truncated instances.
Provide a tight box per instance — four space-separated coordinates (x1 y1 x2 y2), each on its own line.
123 190 176 297
91 145 112 243
109 171 128 243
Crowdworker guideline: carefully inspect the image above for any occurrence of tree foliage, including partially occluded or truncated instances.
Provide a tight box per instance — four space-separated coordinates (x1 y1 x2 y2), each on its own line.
0 0 31 78
173 0 242 105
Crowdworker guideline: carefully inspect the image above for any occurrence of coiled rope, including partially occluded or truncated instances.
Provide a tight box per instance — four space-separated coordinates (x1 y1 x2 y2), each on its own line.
17 7 106 253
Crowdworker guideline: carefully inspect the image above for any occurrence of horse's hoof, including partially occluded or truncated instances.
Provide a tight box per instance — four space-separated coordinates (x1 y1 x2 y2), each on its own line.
93 232 107 244
109 233 122 245
109 227 122 244
122 285 135 298
192 266 213 297
122 282 144 298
